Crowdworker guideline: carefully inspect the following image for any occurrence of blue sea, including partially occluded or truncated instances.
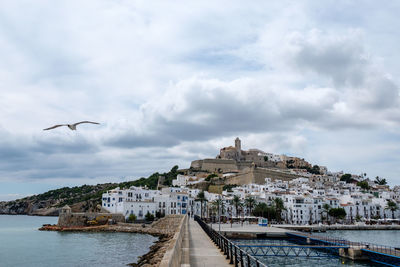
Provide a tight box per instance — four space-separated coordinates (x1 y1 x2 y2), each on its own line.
0 215 157 267
234 230 400 267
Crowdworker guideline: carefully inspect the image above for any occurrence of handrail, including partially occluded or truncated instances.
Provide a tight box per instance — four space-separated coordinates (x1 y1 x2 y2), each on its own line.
287 232 400 258
194 215 267 267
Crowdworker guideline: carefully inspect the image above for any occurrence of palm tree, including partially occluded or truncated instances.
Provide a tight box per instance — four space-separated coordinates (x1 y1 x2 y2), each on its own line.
322 204 331 224
244 196 256 216
374 176 387 185
273 198 286 223
385 200 398 219
196 191 207 219
233 195 242 220
212 198 225 220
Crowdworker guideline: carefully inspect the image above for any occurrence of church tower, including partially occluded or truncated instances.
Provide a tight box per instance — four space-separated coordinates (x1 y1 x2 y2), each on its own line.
235 137 241 161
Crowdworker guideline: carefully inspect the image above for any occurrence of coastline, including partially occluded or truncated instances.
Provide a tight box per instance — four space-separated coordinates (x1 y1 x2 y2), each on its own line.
39 215 185 266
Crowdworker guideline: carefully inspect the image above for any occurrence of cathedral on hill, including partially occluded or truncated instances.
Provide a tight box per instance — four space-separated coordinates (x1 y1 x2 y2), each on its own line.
218 137 283 167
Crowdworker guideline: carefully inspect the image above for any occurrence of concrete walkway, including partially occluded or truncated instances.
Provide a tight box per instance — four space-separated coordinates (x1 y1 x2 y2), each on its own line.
188 218 231 267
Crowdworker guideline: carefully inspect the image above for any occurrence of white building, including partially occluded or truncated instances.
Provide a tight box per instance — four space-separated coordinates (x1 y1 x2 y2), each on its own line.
102 186 192 220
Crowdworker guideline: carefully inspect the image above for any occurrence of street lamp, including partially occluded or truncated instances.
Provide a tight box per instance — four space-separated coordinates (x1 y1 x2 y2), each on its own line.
218 195 221 234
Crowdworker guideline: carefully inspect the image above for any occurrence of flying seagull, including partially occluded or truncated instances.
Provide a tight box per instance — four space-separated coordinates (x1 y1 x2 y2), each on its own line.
43 121 100 131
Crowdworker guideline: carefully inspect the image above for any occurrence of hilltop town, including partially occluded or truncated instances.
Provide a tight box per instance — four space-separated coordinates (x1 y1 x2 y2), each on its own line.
1 138 399 224
101 138 400 225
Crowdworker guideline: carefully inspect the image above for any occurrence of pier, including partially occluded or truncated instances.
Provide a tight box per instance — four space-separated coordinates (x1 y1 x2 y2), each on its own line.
191 217 400 267
185 218 231 267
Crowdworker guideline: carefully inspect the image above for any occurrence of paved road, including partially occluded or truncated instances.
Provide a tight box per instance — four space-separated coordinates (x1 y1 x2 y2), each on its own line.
188 218 231 267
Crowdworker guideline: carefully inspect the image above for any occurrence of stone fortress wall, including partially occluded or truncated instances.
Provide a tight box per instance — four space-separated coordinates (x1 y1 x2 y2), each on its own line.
190 159 238 173
57 206 125 227
225 168 300 185
190 138 302 185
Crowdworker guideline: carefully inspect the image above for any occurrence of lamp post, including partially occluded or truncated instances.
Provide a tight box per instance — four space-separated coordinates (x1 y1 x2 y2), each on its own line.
218 195 221 234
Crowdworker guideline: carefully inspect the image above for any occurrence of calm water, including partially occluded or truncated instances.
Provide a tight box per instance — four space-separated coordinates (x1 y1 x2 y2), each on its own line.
0 215 157 267
319 230 400 248
234 230 400 267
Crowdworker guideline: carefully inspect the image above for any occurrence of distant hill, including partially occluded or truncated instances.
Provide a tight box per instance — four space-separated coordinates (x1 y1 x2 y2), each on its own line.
0 166 179 216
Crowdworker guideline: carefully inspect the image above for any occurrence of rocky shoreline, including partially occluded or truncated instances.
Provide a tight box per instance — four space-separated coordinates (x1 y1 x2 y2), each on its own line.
39 215 184 267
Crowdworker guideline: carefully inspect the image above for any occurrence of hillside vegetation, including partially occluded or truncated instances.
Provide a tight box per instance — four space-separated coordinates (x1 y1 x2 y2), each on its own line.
0 166 180 216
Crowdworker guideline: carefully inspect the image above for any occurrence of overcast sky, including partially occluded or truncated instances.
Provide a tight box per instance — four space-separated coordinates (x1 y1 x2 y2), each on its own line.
1 1 400 201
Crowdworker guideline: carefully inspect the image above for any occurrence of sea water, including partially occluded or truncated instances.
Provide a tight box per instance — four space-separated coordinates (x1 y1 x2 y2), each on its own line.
0 215 157 267
234 230 400 267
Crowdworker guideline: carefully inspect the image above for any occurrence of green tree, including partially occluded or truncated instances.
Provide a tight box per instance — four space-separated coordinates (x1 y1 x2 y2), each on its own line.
223 184 238 192
340 174 355 183
273 198 287 223
127 214 137 223
328 208 346 223
355 215 363 222
244 196 256 216
252 202 276 220
385 200 398 220
232 195 242 219
374 176 387 185
322 204 331 224
155 211 165 218
145 211 155 221
357 180 370 190
196 191 207 219
211 198 225 220
310 165 321 174
205 173 218 182
162 165 180 186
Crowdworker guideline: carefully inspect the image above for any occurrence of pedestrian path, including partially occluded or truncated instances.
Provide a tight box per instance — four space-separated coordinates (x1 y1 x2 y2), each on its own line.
188 217 231 267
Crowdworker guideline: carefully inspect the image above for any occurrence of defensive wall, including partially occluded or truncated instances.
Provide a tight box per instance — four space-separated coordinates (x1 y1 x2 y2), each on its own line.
191 158 238 173
57 210 125 227
191 158 299 185
225 167 300 185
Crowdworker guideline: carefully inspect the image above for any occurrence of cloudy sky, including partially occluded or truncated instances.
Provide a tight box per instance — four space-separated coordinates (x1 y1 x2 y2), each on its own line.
1 1 400 201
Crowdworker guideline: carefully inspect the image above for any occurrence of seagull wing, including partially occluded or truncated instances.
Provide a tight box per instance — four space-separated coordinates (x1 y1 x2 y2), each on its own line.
43 124 67 131
73 121 100 126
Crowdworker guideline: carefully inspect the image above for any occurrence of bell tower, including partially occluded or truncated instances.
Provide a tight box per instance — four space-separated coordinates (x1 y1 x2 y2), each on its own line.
235 137 241 160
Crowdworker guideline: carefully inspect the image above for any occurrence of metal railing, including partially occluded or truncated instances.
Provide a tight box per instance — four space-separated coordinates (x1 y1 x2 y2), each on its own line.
194 215 267 267
288 232 400 257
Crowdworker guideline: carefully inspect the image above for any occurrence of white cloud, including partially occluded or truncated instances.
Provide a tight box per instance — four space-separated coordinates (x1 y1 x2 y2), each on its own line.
0 1 400 199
